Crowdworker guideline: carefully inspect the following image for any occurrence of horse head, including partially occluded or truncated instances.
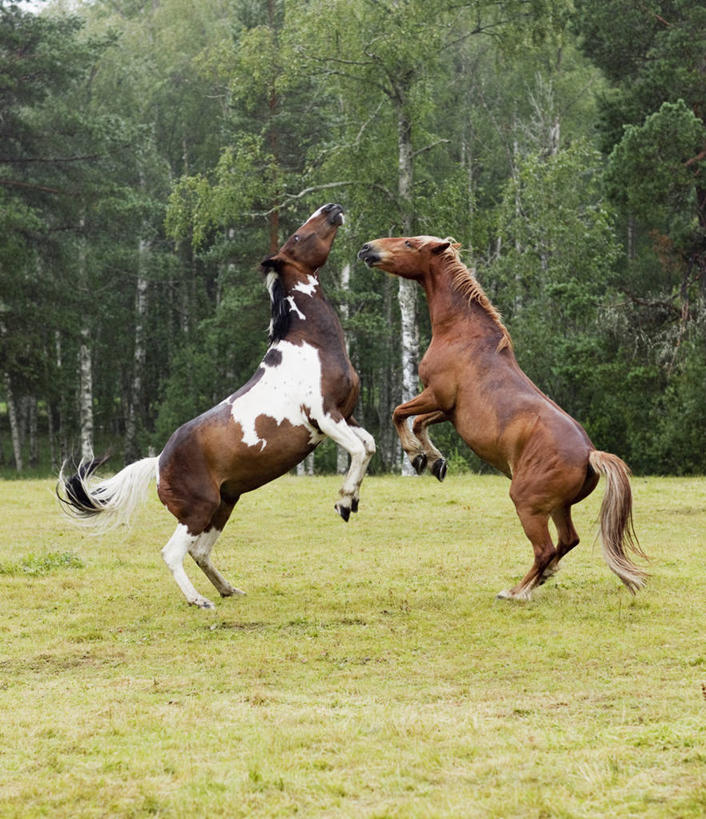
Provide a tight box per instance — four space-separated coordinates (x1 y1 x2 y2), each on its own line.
357 236 453 280
263 203 344 278
261 204 345 342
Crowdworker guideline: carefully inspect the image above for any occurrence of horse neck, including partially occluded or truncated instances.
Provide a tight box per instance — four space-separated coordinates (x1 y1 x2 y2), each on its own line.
422 257 511 349
271 265 344 347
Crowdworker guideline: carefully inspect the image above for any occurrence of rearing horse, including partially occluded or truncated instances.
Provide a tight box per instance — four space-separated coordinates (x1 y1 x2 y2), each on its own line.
359 235 647 600
58 204 375 609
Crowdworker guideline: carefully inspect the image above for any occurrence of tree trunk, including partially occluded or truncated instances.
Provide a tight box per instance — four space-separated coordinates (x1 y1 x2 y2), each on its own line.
377 275 402 471
3 372 23 472
337 262 351 474
28 396 38 467
395 93 419 476
79 327 94 460
297 452 314 476
125 240 150 464
47 401 57 472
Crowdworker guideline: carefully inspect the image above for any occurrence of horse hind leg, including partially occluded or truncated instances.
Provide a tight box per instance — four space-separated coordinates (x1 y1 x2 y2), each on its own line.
497 506 557 601
541 505 580 585
162 523 217 609
188 499 246 598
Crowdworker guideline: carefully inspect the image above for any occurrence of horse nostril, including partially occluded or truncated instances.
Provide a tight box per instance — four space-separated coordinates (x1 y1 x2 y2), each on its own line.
360 243 370 253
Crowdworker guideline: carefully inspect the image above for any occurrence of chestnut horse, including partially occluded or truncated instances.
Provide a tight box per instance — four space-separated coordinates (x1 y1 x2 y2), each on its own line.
58 204 375 609
358 235 647 600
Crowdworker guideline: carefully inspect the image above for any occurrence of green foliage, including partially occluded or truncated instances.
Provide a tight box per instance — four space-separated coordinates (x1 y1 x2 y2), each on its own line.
483 142 623 422
606 100 705 246
2 0 705 475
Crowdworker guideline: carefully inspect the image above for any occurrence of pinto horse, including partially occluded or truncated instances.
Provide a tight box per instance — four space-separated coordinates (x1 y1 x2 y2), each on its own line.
358 235 647 600
58 204 375 609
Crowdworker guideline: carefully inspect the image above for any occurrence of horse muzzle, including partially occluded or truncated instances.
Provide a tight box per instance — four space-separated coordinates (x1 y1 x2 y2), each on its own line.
357 243 382 267
321 203 344 226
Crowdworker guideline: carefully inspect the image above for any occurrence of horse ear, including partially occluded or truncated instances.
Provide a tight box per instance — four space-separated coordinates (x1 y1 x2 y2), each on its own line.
430 240 451 255
261 254 284 274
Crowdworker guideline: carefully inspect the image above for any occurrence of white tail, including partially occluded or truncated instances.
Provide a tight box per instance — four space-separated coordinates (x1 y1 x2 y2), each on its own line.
58 455 159 534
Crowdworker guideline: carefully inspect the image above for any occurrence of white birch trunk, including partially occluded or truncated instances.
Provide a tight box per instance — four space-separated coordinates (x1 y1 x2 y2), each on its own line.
77 215 94 461
396 95 419 476
337 262 351 474
297 451 315 476
125 239 149 463
3 372 23 472
79 327 94 460
28 396 37 466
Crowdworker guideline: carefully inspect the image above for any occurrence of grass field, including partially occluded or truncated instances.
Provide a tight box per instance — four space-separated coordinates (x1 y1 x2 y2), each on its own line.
1 473 705 817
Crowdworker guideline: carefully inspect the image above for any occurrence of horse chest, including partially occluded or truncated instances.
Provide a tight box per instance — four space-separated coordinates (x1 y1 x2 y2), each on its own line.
223 341 328 448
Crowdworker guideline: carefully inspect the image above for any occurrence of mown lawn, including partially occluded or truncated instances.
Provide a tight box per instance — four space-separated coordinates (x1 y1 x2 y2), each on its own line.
0 473 704 817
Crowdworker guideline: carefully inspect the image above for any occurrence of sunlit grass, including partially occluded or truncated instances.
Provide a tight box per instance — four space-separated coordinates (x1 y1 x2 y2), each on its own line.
1 474 705 816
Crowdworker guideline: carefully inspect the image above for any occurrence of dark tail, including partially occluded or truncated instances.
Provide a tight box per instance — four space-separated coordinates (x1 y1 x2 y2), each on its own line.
57 454 159 533
589 450 648 593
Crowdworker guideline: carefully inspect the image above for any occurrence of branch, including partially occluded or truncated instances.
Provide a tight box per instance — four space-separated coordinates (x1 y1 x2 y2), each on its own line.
0 154 103 165
277 181 356 210
0 178 61 194
685 149 706 168
256 180 396 217
412 139 450 159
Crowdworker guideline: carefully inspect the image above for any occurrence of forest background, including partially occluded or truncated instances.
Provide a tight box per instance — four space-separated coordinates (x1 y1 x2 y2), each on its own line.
1 0 704 477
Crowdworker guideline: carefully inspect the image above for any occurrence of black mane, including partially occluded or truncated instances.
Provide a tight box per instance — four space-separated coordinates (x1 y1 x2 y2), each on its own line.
262 257 291 343
269 274 290 342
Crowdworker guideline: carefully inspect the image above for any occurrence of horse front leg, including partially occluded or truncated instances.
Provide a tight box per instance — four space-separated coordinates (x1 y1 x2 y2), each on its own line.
412 410 448 481
392 389 443 475
316 414 376 521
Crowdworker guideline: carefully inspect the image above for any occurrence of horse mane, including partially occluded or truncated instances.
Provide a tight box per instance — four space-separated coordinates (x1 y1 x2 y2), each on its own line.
262 261 290 343
433 239 513 353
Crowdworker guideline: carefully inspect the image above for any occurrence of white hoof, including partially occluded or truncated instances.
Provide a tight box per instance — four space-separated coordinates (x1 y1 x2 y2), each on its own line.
190 594 216 609
496 587 532 601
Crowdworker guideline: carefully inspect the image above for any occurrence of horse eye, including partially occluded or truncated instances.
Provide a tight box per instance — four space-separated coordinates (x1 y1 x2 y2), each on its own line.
405 240 413 248
293 235 300 243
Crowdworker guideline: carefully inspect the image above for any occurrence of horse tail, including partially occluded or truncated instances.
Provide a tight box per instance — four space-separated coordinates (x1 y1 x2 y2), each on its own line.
57 454 159 534
588 450 648 593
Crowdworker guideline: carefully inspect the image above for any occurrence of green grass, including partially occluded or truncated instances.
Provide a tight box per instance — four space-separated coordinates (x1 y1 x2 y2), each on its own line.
0 474 705 817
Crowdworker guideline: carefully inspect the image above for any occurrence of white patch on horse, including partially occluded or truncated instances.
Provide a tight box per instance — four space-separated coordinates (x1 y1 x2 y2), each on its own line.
292 275 318 297
309 204 327 220
286 296 306 320
228 341 327 448
266 271 278 338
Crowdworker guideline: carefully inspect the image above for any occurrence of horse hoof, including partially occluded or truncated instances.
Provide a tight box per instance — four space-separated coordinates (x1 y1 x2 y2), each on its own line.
496 588 531 602
220 586 247 598
351 498 359 513
336 503 351 522
191 595 216 609
412 453 427 474
431 458 447 482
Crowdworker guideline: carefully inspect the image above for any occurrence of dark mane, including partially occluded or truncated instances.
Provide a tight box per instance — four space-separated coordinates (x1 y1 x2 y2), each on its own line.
262 260 291 343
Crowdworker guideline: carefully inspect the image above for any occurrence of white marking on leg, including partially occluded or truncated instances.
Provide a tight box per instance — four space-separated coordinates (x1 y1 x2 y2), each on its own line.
316 417 371 510
349 426 376 503
162 524 215 609
189 528 246 598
